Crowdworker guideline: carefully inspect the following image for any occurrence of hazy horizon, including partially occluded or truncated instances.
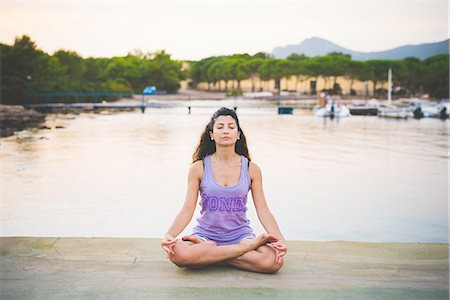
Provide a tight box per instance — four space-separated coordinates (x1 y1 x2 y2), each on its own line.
1 0 449 60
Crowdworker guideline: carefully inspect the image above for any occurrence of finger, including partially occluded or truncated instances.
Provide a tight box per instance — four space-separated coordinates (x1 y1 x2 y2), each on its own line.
272 244 287 251
165 247 175 256
270 245 283 253
162 239 178 246
182 235 204 244
273 248 280 261
163 243 174 254
275 253 281 263
276 251 285 262
271 244 283 250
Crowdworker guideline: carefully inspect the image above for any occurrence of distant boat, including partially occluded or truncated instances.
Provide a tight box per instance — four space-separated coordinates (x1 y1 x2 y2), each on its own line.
412 100 449 119
437 101 449 120
243 91 273 98
378 107 413 119
314 99 351 118
395 98 449 119
348 99 380 116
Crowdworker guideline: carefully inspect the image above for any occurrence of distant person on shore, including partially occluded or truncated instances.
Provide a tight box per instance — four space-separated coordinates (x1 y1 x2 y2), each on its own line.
161 107 287 273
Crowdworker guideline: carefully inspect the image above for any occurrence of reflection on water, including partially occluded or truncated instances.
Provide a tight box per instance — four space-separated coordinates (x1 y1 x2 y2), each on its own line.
1 102 449 242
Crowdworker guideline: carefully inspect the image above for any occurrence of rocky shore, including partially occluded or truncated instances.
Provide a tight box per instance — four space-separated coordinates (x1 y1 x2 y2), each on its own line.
0 105 47 137
0 89 228 138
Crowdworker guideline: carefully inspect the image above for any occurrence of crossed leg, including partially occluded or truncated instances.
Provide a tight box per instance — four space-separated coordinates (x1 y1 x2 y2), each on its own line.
222 243 283 273
167 233 283 273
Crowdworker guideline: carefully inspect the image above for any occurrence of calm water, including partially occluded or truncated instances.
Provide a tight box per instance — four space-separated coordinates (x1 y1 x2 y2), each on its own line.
1 100 449 242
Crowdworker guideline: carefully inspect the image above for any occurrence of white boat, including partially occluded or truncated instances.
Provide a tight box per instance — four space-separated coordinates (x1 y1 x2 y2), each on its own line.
314 102 351 118
415 101 449 119
243 91 273 98
398 99 449 119
378 106 413 119
421 105 441 118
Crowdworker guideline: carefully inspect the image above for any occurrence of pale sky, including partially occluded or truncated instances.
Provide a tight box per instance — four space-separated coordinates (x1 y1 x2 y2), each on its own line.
1 0 449 60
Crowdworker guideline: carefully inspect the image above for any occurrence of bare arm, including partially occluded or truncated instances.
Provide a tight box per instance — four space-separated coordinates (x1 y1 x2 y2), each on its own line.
249 162 286 243
165 160 203 238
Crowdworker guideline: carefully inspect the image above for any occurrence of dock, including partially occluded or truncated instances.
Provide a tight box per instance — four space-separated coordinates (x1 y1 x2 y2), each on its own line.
23 102 313 114
1 237 448 299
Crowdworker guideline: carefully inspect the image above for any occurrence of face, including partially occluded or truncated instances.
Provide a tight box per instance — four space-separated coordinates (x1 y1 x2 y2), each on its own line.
210 115 240 145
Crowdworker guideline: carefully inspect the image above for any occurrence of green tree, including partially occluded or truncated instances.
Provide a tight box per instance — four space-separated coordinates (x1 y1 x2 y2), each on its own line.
228 58 250 91
396 57 426 96
145 51 183 93
423 54 449 99
253 52 271 59
287 53 308 61
290 59 310 93
244 58 264 92
327 53 351 85
258 59 288 93
54 50 86 81
1 35 65 104
206 57 231 91
345 60 366 95
365 59 397 96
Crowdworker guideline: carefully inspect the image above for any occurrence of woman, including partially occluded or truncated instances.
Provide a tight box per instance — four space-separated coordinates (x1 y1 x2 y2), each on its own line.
161 107 287 273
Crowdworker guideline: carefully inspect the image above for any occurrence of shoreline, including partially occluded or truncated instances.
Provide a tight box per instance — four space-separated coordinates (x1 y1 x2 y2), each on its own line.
1 92 446 138
0 105 47 137
1 237 448 299
1 235 448 245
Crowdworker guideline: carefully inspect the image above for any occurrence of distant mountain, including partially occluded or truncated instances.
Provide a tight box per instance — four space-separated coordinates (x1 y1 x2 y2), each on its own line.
272 37 449 60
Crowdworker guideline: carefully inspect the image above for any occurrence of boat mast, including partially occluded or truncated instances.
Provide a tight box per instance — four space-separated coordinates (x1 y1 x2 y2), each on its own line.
387 68 392 107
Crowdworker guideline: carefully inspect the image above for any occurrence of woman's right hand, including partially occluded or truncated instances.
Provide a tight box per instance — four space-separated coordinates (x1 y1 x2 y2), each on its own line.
161 233 178 257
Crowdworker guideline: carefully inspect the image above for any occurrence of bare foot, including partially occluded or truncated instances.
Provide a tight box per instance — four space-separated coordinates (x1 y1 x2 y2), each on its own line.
181 235 205 244
238 233 278 252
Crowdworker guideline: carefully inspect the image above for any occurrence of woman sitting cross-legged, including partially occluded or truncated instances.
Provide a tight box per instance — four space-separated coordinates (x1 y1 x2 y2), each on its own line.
161 107 287 273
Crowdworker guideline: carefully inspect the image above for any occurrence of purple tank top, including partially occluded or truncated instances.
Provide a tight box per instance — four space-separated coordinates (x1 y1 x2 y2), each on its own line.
192 155 255 245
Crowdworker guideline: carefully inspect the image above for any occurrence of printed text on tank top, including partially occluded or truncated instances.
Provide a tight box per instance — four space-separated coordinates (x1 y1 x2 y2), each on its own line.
192 154 254 245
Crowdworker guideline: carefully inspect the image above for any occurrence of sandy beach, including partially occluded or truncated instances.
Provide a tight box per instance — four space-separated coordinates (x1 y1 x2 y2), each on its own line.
0 237 448 299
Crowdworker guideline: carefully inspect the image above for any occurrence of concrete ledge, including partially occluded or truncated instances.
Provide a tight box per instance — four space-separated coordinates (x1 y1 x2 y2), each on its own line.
1 237 448 299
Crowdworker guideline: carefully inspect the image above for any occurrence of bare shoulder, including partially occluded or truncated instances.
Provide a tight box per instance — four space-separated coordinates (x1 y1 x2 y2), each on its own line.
189 160 204 181
249 161 262 179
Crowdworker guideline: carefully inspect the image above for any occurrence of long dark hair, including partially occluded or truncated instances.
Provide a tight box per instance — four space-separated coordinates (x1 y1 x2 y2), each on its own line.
192 107 251 163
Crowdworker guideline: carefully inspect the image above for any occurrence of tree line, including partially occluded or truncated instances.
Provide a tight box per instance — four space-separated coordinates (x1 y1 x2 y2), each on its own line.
189 52 449 99
1 35 448 105
1 35 185 104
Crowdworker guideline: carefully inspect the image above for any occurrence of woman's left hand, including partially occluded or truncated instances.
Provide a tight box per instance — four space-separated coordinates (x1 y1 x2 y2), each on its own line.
270 239 287 263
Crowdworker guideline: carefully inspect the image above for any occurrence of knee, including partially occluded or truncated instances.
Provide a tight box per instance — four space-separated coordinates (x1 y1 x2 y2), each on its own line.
168 244 191 267
261 257 284 274
169 251 190 268
168 241 217 268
